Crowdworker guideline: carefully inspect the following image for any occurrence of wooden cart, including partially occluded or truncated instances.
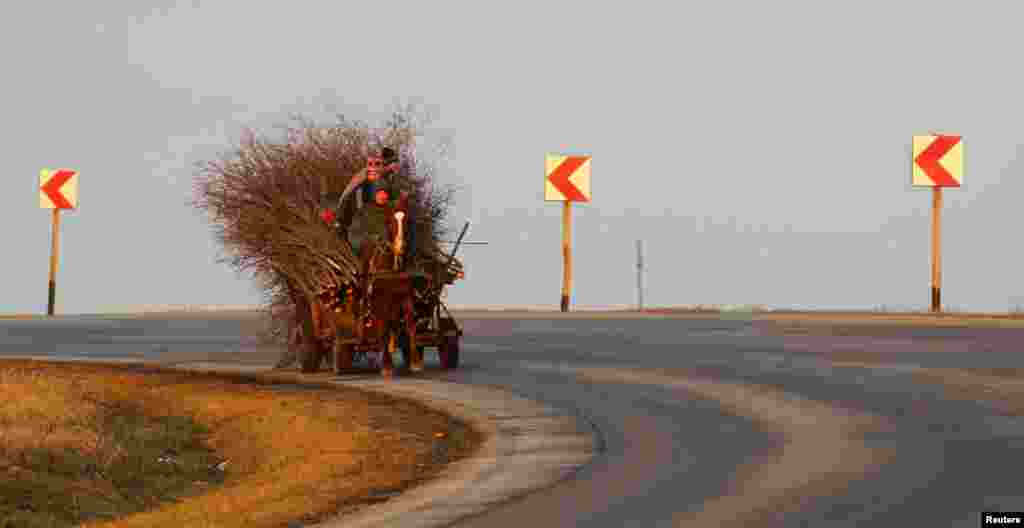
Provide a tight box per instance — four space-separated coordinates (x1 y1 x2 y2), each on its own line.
292 199 466 377
331 264 464 376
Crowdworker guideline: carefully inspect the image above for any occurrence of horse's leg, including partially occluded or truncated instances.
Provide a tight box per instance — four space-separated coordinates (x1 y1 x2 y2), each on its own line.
405 297 423 372
380 317 395 378
365 315 377 369
312 296 330 370
297 296 321 373
309 297 320 368
278 314 301 369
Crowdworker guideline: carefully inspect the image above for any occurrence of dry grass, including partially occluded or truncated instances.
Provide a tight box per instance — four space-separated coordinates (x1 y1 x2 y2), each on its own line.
0 359 483 528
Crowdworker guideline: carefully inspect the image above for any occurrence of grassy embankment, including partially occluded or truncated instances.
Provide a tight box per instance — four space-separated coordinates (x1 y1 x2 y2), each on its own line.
0 359 482 528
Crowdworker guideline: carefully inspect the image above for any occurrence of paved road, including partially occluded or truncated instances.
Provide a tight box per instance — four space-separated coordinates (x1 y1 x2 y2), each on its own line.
3 311 1024 526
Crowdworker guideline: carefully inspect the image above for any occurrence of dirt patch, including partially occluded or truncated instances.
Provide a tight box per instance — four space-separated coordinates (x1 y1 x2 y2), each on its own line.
0 359 484 528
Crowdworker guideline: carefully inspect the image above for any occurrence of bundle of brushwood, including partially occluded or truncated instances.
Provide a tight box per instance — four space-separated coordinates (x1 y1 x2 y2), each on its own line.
191 108 456 361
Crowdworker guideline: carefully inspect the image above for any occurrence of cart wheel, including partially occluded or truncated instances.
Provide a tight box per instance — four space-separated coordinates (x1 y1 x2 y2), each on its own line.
439 336 460 370
286 321 303 367
335 342 354 374
301 337 328 373
295 297 327 373
296 321 321 373
398 330 409 364
399 336 413 370
300 341 321 373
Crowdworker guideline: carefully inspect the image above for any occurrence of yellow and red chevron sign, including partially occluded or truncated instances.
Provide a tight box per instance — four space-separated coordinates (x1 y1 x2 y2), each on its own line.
913 135 962 187
39 168 79 209
545 154 591 202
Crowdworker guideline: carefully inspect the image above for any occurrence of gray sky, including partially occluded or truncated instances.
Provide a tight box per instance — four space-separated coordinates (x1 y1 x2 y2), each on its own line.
3 1 1023 314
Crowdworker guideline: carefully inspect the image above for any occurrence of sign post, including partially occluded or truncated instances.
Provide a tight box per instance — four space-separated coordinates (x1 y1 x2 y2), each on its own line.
931 187 942 312
39 168 79 316
48 208 60 316
545 154 591 312
561 201 572 312
912 135 962 313
637 240 644 311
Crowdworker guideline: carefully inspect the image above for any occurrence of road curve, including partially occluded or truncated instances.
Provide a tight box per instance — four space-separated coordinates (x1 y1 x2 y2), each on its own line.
3 310 1024 526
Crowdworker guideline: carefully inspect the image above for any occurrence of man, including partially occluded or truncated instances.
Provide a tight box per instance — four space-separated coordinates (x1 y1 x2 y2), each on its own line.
338 147 399 212
334 153 378 218
328 150 381 238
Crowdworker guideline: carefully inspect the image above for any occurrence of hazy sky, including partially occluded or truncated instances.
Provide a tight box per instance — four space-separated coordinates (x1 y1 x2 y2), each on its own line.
3 2 1023 314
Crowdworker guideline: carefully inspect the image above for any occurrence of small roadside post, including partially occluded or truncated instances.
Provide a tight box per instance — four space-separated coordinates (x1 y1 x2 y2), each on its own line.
637 240 644 311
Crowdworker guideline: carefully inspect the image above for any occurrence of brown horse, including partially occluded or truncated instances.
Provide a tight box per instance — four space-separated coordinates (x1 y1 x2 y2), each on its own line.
292 190 418 377
348 235 420 377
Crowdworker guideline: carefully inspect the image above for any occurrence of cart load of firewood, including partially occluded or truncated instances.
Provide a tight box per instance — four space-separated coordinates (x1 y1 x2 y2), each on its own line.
191 109 459 369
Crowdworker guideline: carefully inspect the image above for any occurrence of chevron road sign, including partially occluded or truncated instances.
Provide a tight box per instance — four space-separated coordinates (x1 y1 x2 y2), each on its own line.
913 135 962 187
545 154 591 202
39 168 79 209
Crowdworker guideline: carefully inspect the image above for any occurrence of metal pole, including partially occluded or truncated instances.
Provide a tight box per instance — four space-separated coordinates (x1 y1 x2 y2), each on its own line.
47 208 60 316
931 186 942 313
636 240 644 311
561 201 572 312
451 221 470 259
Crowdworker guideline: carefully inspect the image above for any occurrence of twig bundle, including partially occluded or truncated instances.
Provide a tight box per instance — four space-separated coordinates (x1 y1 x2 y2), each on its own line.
191 108 457 342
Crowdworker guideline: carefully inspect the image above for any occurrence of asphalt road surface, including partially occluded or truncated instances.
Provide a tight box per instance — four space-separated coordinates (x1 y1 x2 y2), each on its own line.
3 310 1024 526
